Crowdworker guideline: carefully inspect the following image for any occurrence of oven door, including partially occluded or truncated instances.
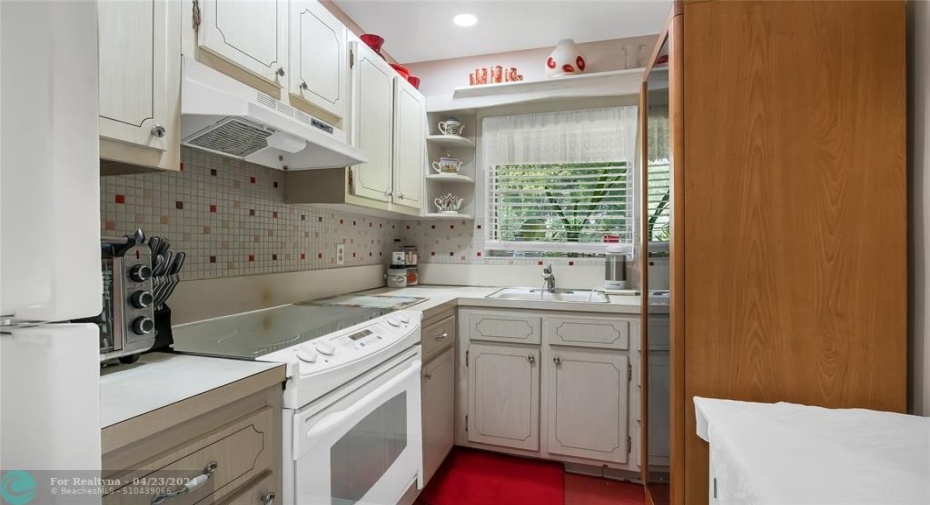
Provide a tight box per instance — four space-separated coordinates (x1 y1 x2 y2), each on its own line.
290 347 423 505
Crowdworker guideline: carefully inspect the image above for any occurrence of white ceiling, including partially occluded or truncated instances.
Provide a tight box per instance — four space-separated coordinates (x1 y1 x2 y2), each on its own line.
333 0 672 64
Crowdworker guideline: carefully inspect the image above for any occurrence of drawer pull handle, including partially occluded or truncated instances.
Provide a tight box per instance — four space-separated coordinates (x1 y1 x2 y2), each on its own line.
434 332 448 340
151 462 217 505
261 492 276 505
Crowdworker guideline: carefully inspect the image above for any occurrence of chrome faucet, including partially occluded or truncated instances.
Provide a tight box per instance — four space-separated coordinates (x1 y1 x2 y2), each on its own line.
542 264 556 292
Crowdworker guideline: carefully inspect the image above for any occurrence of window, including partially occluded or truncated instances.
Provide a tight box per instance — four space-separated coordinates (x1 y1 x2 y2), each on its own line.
483 107 639 254
646 105 670 246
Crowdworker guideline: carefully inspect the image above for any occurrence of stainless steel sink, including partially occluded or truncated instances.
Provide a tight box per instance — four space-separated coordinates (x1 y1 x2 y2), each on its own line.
486 287 609 303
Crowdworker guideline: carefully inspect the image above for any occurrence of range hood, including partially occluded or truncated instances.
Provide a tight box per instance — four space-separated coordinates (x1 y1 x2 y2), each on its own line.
180 57 367 170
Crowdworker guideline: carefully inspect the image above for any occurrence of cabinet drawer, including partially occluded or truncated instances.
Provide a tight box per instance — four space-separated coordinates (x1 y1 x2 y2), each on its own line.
464 310 542 345
104 407 275 505
216 471 276 505
548 315 631 350
422 315 456 361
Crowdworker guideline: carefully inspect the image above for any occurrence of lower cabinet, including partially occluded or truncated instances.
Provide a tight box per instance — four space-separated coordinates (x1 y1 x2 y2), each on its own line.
647 351 670 467
422 347 455 483
458 308 639 471
467 343 541 451
546 348 630 463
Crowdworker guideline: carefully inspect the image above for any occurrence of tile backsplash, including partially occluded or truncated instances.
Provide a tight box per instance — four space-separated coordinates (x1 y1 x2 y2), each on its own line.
100 148 403 281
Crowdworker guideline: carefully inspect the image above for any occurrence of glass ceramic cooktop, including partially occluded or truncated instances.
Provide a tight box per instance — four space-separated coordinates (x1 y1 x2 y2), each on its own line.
171 295 426 359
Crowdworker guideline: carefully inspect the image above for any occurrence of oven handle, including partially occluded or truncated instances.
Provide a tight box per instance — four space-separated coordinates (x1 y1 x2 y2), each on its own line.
305 359 421 444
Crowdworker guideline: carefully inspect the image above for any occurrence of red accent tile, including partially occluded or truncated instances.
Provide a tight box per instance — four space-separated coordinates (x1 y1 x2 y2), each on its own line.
273 211 278 218
175 201 184 210
272 254 278 261
352 252 356 257
477 224 482 230
318 253 323 259
340 219 344 224
301 215 306 221
248 254 255 262
104 220 116 231
450 225 455 229
210 204 217 213
449 252 454 256
319 217 323 222
431 252 436 256
210 169 217 176
353 220 357 225
538 261 544 265
369 222 373 227
249 209 256 216
250 176 256 184
406 225 411 229
209 256 217 263
477 252 482 257
379 223 383 228
115 194 125 204
431 225 436 229
179 162 184 171
273 181 279 188
569 261 574 266
301 253 306 260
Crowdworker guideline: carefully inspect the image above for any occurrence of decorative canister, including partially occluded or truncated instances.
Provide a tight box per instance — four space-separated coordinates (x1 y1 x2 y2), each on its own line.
386 267 408 288
545 38 587 77
406 266 419 286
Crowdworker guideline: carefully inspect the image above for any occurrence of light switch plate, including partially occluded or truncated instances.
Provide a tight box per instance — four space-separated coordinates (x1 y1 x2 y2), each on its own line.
336 244 346 265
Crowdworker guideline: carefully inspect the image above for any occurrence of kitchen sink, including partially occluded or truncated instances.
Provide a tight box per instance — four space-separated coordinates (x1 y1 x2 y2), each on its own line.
486 287 609 303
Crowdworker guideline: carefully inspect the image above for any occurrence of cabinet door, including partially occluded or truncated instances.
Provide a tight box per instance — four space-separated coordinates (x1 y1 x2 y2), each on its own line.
289 0 348 121
547 349 630 463
648 351 670 467
98 0 176 156
198 0 287 86
392 77 425 209
350 42 394 202
422 348 455 485
467 344 540 451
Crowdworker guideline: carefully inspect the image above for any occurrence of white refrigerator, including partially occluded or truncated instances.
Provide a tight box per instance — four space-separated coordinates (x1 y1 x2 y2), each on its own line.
0 0 103 485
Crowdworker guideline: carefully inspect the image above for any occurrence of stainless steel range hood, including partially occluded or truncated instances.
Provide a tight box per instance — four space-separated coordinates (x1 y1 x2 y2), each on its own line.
180 57 366 170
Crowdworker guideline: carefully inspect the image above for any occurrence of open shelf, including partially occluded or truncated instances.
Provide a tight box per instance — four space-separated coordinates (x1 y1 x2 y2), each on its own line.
423 212 474 220
426 173 475 184
426 134 476 148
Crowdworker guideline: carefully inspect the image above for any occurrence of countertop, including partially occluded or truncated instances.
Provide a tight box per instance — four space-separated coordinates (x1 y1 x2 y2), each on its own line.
356 285 647 319
99 352 283 428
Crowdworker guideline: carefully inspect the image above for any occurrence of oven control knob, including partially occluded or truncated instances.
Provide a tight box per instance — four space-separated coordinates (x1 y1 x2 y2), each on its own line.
315 341 336 355
386 316 401 327
131 316 154 335
296 346 318 363
129 264 152 282
398 313 410 324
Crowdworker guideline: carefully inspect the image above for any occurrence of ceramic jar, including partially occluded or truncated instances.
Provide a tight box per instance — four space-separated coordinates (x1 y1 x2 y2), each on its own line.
546 38 587 77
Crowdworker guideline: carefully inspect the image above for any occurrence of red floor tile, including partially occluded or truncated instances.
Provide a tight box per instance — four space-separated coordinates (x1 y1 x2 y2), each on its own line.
565 473 645 505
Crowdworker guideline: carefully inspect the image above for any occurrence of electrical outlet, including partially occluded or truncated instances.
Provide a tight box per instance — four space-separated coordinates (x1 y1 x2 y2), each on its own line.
335 244 346 265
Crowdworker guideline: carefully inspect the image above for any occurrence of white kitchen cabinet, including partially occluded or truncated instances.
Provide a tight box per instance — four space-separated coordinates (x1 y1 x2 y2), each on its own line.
98 0 180 171
197 0 288 87
350 41 394 203
648 351 670 467
392 77 425 209
546 348 630 463
288 0 348 123
467 343 540 451
422 347 455 484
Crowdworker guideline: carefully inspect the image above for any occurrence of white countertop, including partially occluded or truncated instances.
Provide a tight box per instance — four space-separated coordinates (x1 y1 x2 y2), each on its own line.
99 353 282 428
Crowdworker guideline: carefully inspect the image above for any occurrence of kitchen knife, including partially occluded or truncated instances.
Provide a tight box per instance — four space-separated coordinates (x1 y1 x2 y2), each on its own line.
148 237 160 259
168 252 186 275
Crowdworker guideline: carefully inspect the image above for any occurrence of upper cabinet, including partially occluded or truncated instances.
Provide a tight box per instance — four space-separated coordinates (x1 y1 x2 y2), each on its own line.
392 77 426 209
197 0 288 88
289 0 349 124
350 41 396 203
98 0 181 172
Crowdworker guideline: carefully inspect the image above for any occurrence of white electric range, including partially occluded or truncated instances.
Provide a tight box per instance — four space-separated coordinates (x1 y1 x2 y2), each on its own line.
172 295 426 505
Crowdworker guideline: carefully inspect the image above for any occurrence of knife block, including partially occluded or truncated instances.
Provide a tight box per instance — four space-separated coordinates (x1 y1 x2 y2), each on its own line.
150 306 175 352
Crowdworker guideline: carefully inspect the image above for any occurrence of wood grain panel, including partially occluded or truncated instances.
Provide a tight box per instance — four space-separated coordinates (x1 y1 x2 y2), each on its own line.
681 1 906 503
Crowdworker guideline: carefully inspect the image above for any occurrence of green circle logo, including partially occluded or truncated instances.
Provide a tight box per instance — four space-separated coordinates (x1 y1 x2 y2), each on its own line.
0 471 36 505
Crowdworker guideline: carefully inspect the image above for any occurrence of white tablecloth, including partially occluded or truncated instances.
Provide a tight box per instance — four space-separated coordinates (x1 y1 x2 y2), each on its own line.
694 397 930 504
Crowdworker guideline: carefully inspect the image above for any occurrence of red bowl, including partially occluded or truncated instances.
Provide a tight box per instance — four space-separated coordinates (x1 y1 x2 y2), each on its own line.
406 75 421 89
360 34 384 52
389 63 410 79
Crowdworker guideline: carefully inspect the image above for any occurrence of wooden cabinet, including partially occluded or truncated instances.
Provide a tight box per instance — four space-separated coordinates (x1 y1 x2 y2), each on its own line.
647 351 670 467
288 0 348 124
422 347 455 484
546 348 630 464
197 0 288 87
467 343 540 451
350 41 395 203
98 0 180 172
641 2 907 503
392 77 426 209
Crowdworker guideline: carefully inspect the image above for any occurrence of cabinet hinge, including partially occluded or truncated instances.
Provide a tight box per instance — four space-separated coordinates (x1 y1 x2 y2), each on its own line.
348 168 354 191
465 349 469 367
191 0 201 30
627 436 632 453
628 363 633 382
465 415 468 432
349 49 355 69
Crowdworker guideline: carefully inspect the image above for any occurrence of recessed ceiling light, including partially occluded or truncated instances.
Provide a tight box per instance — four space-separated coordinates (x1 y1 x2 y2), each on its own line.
453 14 477 27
